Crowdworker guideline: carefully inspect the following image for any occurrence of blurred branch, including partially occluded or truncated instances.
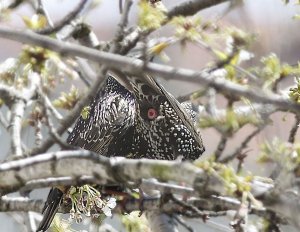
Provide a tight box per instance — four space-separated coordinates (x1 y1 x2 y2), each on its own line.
37 88 74 149
0 156 295 227
214 135 228 161
2 0 23 9
37 0 90 35
110 0 133 53
146 211 178 232
288 115 300 143
167 0 230 19
220 127 264 163
0 72 40 157
0 112 8 129
0 150 210 195
0 150 295 225
39 91 63 121
0 28 299 115
0 196 43 212
36 0 54 28
29 67 107 155
141 179 194 196
8 100 25 157
170 194 227 218
119 0 230 54
0 84 23 106
0 150 300 226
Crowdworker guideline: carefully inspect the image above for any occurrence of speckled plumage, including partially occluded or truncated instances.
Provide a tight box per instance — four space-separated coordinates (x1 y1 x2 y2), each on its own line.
37 74 204 232
67 74 205 160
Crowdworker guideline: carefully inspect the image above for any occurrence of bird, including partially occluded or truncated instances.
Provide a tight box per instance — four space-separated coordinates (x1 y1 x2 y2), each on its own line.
37 72 205 231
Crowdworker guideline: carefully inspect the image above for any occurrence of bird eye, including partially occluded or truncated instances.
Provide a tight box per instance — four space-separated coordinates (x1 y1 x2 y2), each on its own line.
147 108 158 120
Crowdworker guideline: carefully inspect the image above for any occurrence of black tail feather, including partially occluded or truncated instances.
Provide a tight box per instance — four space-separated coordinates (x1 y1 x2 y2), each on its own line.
37 188 63 232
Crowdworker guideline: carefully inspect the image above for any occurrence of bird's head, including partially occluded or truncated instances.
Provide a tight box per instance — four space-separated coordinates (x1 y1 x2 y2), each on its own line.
110 71 205 160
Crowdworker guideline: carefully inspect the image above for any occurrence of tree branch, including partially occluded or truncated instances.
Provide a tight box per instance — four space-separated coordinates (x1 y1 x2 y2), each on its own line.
0 150 209 195
37 0 90 35
167 0 230 19
0 27 299 115
220 127 264 163
0 152 298 228
0 72 40 157
288 115 300 143
8 100 25 157
0 196 43 213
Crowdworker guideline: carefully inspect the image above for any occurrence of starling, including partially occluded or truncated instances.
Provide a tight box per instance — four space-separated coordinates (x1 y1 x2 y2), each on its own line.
37 73 205 231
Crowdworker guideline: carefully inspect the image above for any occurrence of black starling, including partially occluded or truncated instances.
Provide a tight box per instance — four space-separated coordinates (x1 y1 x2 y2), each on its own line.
37 73 205 231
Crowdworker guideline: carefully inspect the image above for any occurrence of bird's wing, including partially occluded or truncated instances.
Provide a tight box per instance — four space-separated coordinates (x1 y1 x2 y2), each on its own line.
67 77 135 155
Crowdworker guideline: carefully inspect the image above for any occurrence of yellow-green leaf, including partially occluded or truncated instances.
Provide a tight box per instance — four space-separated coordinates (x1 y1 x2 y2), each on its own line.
22 14 47 30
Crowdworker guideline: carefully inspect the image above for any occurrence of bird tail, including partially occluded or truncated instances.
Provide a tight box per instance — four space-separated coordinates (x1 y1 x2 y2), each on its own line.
37 187 63 232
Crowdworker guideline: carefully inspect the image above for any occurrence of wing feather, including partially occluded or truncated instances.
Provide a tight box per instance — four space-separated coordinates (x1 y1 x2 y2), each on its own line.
67 77 135 155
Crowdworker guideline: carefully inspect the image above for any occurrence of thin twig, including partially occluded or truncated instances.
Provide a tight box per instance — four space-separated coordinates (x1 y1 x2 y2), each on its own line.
28 67 107 156
170 194 227 218
194 38 258 82
36 0 54 28
288 115 300 143
120 0 230 55
110 0 133 53
37 0 89 35
214 135 228 161
220 127 263 163
40 93 63 121
76 65 92 87
38 88 75 149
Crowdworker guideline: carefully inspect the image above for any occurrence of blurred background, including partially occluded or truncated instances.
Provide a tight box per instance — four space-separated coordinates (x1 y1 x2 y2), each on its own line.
0 0 299 231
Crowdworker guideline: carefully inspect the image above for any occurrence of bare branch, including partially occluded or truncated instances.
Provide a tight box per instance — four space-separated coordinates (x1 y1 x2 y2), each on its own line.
0 154 296 227
214 135 227 161
0 150 210 194
141 179 194 196
110 0 133 53
39 91 63 121
0 196 43 212
20 176 97 193
28 67 107 155
120 0 231 54
167 0 230 19
37 0 90 35
220 127 263 163
288 115 300 143
8 100 25 157
0 28 299 115
1 72 40 157
36 0 54 28
170 194 227 218
0 84 22 106
37 88 74 149
0 150 297 228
